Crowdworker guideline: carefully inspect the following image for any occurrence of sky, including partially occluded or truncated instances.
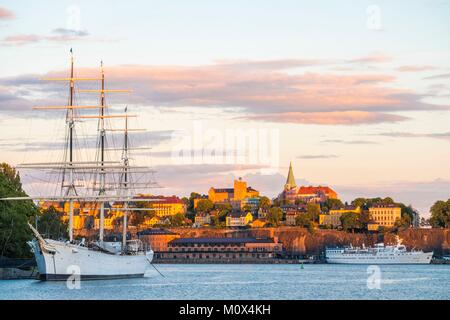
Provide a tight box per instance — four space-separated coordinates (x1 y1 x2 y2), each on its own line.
0 0 450 217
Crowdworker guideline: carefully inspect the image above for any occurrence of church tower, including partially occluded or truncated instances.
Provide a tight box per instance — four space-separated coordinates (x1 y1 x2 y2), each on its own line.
284 161 297 190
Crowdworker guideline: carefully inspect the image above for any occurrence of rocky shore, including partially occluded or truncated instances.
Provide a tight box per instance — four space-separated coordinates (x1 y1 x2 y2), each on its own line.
168 227 450 256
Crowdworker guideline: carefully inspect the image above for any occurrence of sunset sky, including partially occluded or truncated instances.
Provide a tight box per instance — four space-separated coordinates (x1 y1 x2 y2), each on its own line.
1 0 449 216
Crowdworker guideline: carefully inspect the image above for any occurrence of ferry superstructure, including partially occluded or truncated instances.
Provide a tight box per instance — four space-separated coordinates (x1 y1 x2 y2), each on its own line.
325 241 433 264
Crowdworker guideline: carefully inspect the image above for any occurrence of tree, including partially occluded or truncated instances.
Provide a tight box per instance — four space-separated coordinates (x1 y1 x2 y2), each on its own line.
351 197 383 209
259 196 271 210
340 212 360 232
130 211 148 226
0 163 38 258
267 207 283 227
181 197 189 207
196 199 214 212
430 199 450 228
306 203 321 222
394 214 412 230
358 210 371 229
295 213 312 228
37 206 69 239
215 202 232 214
188 192 201 212
169 213 186 227
322 198 344 212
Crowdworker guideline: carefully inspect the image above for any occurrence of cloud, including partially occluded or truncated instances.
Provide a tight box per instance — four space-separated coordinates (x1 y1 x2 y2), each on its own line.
52 28 89 37
348 53 392 64
0 130 174 152
423 73 450 80
3 34 42 46
46 28 90 42
0 85 35 110
0 7 14 20
297 154 339 159
375 131 450 141
321 139 379 145
2 28 90 46
241 111 408 125
397 65 435 72
0 59 447 124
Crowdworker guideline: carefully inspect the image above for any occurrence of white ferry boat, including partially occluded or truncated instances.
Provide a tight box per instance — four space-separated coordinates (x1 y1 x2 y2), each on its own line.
325 241 433 264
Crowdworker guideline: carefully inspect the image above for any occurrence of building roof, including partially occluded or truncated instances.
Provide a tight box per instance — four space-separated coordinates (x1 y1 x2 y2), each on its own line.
170 237 275 245
331 204 357 211
370 203 400 208
246 186 258 192
297 186 336 195
228 211 251 218
137 228 178 236
135 194 184 204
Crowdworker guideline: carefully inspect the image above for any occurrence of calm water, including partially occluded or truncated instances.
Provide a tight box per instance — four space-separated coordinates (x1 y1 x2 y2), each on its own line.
0 264 448 300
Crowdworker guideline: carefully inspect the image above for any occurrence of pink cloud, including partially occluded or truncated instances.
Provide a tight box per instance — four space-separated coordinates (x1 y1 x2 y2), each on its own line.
348 52 392 64
397 65 435 72
240 111 407 125
0 7 14 20
3 34 42 46
1 59 446 124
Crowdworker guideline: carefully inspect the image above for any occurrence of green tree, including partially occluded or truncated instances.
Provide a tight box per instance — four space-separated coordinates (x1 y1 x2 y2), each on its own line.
295 213 312 228
37 206 68 239
188 192 201 212
323 198 344 212
394 214 412 230
196 199 214 212
259 196 271 210
430 199 450 228
267 207 283 227
169 213 186 227
215 202 232 214
0 163 38 258
306 203 321 222
340 212 360 232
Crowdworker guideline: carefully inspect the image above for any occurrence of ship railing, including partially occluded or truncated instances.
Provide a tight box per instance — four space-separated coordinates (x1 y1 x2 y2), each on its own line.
125 239 151 254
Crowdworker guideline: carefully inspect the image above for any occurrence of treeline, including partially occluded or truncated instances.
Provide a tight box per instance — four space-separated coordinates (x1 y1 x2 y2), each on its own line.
0 163 67 258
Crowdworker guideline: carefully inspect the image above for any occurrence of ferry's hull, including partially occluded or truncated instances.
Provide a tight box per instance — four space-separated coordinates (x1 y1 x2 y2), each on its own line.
29 239 153 281
326 251 433 264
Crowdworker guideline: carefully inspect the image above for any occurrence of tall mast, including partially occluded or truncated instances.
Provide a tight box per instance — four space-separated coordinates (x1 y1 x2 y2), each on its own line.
122 106 129 252
67 48 75 243
98 61 106 242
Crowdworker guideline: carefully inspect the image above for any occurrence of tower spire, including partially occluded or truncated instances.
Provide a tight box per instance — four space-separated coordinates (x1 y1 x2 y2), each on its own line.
285 161 296 190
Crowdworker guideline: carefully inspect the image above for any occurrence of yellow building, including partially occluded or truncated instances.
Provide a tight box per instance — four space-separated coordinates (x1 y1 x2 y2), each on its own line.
194 212 211 225
251 218 268 228
142 216 162 227
320 206 361 228
208 178 259 203
135 195 186 217
367 222 380 231
369 204 401 228
226 211 253 227
329 205 361 215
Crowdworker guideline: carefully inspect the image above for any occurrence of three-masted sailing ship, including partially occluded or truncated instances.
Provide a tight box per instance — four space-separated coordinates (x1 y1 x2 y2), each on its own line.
1 50 158 280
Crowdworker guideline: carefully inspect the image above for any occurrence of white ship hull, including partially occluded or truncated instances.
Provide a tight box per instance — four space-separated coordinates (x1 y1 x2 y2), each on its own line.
326 251 433 264
29 239 153 281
